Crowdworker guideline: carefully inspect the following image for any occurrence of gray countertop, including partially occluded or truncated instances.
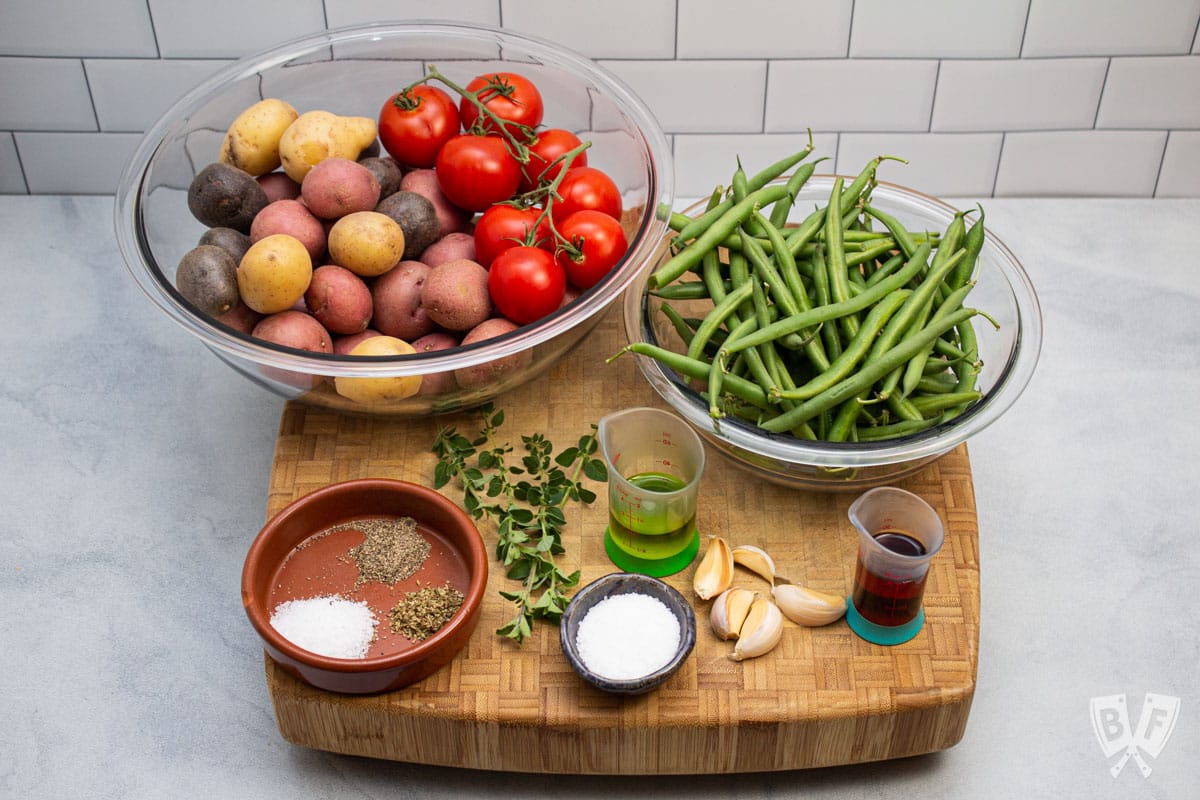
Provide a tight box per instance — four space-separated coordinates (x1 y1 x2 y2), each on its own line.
2 195 1197 798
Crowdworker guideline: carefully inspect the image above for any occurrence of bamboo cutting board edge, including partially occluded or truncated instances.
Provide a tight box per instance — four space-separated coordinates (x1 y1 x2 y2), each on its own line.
258 305 980 773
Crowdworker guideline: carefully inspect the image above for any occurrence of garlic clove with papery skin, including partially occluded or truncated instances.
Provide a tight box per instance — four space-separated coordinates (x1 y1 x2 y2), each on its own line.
693 535 734 600
710 587 756 640
771 583 847 627
729 595 783 661
731 544 779 585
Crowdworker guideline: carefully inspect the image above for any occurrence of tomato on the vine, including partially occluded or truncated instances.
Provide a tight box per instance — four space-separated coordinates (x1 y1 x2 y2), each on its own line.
435 134 522 212
460 72 544 136
487 246 566 325
550 167 623 225
474 204 551 268
377 85 461 168
555 210 629 290
519 128 587 192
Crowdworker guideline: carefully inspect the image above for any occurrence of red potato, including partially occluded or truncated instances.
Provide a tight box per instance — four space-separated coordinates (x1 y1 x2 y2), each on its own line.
215 298 263 334
421 258 491 331
371 260 435 341
249 199 326 262
304 264 373 334
453 318 531 389
257 171 301 202
420 231 475 267
251 310 332 353
399 168 470 237
333 328 381 355
411 331 461 395
301 157 381 219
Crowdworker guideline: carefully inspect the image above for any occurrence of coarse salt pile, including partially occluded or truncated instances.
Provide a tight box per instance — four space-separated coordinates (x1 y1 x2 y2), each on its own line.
574 592 681 680
269 594 377 659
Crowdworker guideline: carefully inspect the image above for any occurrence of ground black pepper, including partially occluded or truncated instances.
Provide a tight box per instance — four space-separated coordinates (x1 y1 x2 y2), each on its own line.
389 583 465 641
335 516 431 587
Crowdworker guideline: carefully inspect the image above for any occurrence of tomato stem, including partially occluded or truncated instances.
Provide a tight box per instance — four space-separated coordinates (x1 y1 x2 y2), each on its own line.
423 65 536 161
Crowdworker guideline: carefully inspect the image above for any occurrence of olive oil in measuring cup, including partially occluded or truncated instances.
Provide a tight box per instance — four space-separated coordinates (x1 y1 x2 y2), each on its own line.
597 408 706 577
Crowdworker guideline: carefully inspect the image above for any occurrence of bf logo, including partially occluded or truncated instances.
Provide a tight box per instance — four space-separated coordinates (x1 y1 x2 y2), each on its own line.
1089 693 1181 778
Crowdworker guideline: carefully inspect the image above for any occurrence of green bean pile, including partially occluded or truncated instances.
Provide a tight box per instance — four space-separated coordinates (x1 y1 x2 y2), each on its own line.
616 147 993 443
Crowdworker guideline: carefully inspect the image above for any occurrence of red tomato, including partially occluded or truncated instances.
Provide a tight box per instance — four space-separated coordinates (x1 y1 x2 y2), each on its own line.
488 246 566 325
377 85 461 168
519 128 587 192
474 204 551 268
460 72 544 136
435 134 522 212
550 167 623 225
555 210 629 290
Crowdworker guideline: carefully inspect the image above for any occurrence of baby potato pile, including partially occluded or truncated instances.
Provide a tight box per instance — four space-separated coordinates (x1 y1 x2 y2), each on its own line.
178 98 540 402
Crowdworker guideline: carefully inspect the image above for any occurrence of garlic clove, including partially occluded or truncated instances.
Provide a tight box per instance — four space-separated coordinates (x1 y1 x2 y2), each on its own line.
731 544 778 585
709 587 755 640
729 595 783 661
771 583 847 627
693 535 734 600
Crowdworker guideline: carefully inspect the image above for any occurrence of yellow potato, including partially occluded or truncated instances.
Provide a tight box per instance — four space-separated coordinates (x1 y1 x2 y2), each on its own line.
278 110 377 182
219 98 299 177
334 336 423 403
327 211 406 277
237 234 313 314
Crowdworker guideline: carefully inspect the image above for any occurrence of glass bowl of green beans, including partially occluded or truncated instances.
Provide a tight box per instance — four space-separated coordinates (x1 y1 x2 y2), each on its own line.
620 173 1042 491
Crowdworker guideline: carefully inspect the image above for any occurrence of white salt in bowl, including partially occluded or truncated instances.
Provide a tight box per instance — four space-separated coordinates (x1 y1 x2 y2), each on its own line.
559 572 696 695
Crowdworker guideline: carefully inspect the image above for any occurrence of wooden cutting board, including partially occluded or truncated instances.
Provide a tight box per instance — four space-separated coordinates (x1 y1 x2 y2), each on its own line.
260 304 980 773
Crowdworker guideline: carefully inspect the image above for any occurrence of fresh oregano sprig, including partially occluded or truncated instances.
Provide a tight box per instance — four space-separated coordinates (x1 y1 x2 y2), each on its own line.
432 403 607 644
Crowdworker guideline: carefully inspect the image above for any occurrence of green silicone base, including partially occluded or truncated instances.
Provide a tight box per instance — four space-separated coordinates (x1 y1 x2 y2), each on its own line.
603 529 700 578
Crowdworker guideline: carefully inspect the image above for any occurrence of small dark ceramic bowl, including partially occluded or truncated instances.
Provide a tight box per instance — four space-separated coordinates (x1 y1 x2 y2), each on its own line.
559 572 696 695
241 478 488 695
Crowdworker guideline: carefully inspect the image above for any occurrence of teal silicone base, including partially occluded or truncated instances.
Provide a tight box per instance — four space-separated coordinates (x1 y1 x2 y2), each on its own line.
603 529 699 578
845 598 925 645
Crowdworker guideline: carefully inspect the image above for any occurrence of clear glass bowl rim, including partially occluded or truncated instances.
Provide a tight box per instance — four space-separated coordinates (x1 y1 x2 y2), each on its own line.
114 20 674 378
626 176 1044 469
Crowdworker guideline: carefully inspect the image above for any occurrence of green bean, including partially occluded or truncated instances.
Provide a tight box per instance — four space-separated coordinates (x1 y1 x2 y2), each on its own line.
768 158 827 228
828 395 865 442
824 177 860 341
649 281 717 300
949 205 985 290
854 417 942 441
701 249 727 304
899 279 977 396
844 238 900 270
910 391 981 418
725 239 932 354
758 308 978 433
650 184 793 288
708 315 759 418
613 343 771 409
674 146 814 242
915 372 960 394
774 289 911 401
863 204 920 259
658 302 694 346
742 232 800 317
865 252 906 288
686 280 755 361
886 394 923 423
809 244 843 360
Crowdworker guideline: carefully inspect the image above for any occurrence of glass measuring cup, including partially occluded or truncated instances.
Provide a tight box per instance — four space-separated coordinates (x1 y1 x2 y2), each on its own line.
598 407 705 577
845 487 944 646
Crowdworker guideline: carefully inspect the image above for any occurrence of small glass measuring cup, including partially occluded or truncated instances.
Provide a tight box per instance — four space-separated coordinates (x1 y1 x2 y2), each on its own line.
845 487 944 646
597 407 705 577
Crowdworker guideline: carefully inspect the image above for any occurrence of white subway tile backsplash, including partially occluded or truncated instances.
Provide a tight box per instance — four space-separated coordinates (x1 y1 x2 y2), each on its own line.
677 0 851 58
15 132 142 194
0 133 27 193
0 58 96 131
0 0 157 57
1096 56 1200 129
600 61 766 134
325 0 500 27
850 0 1027 58
1156 131 1200 196
86 60 230 133
933 58 1107 132
995 131 1167 196
147 0 327 58
1023 0 1200 56
836 133 1002 197
503 0 675 58
671 133 840 199
766 60 937 133
1 0 1199 195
